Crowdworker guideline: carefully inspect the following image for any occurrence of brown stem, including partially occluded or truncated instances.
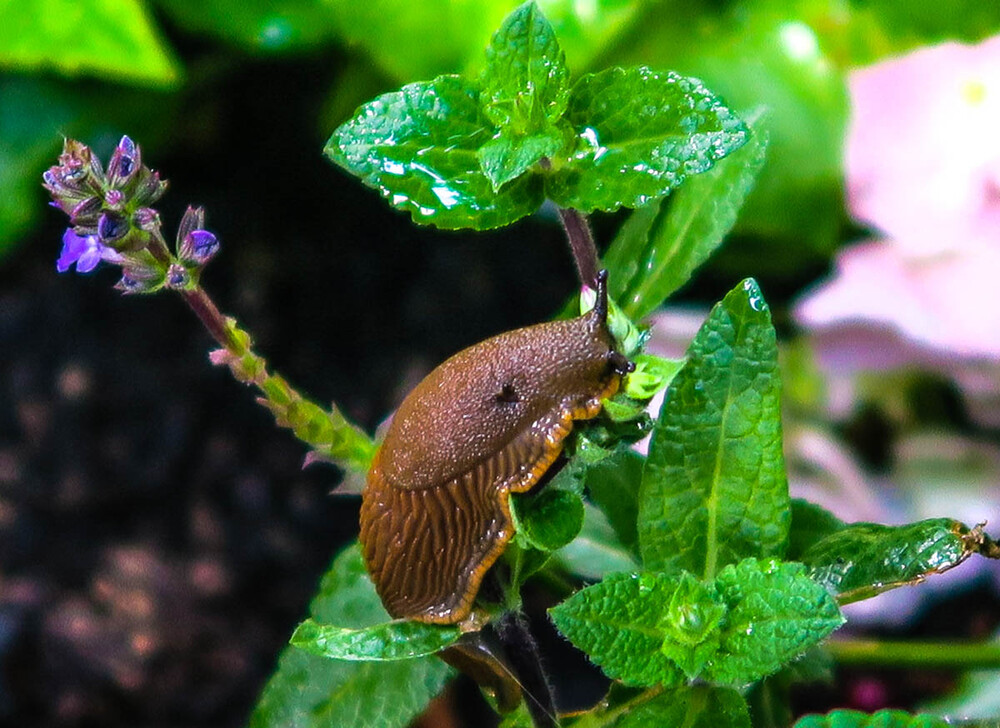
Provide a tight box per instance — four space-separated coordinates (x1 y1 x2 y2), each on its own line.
181 286 239 351
557 207 600 289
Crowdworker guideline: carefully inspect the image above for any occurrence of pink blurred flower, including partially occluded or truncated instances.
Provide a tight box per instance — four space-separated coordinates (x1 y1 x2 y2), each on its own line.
796 35 1000 424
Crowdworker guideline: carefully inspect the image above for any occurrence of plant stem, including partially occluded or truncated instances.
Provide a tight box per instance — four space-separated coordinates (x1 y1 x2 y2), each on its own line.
557 207 600 289
178 283 377 474
828 639 1000 670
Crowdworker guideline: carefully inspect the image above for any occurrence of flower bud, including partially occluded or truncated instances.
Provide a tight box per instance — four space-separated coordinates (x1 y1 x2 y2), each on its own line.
97 211 130 244
115 262 164 294
133 207 161 233
165 263 191 290
107 135 141 190
179 230 219 265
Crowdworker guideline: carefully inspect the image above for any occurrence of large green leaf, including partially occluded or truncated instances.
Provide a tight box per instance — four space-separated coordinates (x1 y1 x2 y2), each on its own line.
639 279 788 579
705 559 843 686
0 0 180 87
248 544 452 728
584 447 644 555
611 686 751 728
799 519 995 604
603 109 769 319
786 499 846 561
290 618 461 661
546 66 749 212
326 75 542 229
794 710 950 728
480 1 569 132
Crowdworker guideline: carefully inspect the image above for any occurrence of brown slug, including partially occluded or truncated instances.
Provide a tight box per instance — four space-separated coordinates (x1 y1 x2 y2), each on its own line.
360 270 633 624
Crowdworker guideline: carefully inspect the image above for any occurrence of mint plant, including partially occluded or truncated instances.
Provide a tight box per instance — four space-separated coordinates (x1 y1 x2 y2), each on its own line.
40 3 1000 728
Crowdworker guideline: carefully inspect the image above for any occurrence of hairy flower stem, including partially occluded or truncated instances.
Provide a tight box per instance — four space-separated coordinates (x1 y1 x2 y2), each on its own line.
181 284 377 474
557 207 600 289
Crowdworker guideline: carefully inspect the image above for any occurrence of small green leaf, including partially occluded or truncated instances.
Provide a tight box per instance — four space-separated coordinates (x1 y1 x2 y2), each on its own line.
794 709 950 728
604 108 769 319
658 572 726 679
611 685 751 728
546 66 748 212
249 544 452 728
481 1 570 132
787 499 847 561
799 519 978 604
290 618 461 661
511 487 585 552
554 503 639 580
549 571 684 687
0 0 181 87
477 128 564 190
623 354 685 401
325 75 543 229
705 559 844 686
639 279 789 579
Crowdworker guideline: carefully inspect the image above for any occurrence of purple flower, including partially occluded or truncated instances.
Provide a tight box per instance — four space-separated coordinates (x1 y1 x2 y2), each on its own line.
56 229 123 273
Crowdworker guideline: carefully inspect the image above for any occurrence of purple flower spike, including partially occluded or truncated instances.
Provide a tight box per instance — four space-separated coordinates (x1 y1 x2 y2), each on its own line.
57 229 123 273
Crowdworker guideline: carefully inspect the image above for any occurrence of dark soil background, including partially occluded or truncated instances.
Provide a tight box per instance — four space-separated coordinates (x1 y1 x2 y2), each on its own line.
2 51 999 728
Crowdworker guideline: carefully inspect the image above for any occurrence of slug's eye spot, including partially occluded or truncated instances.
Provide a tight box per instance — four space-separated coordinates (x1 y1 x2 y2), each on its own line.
608 351 635 376
495 383 520 404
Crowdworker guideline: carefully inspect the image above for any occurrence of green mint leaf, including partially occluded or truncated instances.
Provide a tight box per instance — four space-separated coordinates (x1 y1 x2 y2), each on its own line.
481 2 570 132
794 709 950 728
545 66 749 212
585 448 644 554
705 559 844 686
325 75 543 230
604 108 769 319
249 544 451 728
787 499 847 561
554 503 639 580
623 354 685 400
549 571 685 687
658 572 726 679
639 279 788 579
0 0 181 87
611 686 751 728
510 487 585 552
290 618 461 661
477 128 564 191
799 519 985 604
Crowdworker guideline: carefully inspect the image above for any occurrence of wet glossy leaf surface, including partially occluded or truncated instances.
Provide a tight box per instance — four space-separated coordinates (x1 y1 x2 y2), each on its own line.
546 67 749 212
0 0 180 87
787 499 847 561
290 617 461 661
799 518 975 604
705 559 844 686
249 544 452 728
481 1 570 131
604 109 769 319
639 279 788 578
325 75 543 229
477 128 564 190
794 709 950 728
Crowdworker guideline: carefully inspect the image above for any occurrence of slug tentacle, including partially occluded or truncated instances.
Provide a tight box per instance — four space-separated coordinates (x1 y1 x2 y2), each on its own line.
360 270 630 624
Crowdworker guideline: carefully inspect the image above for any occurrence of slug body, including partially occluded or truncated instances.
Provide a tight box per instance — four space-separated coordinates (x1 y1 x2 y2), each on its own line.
360 272 630 624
